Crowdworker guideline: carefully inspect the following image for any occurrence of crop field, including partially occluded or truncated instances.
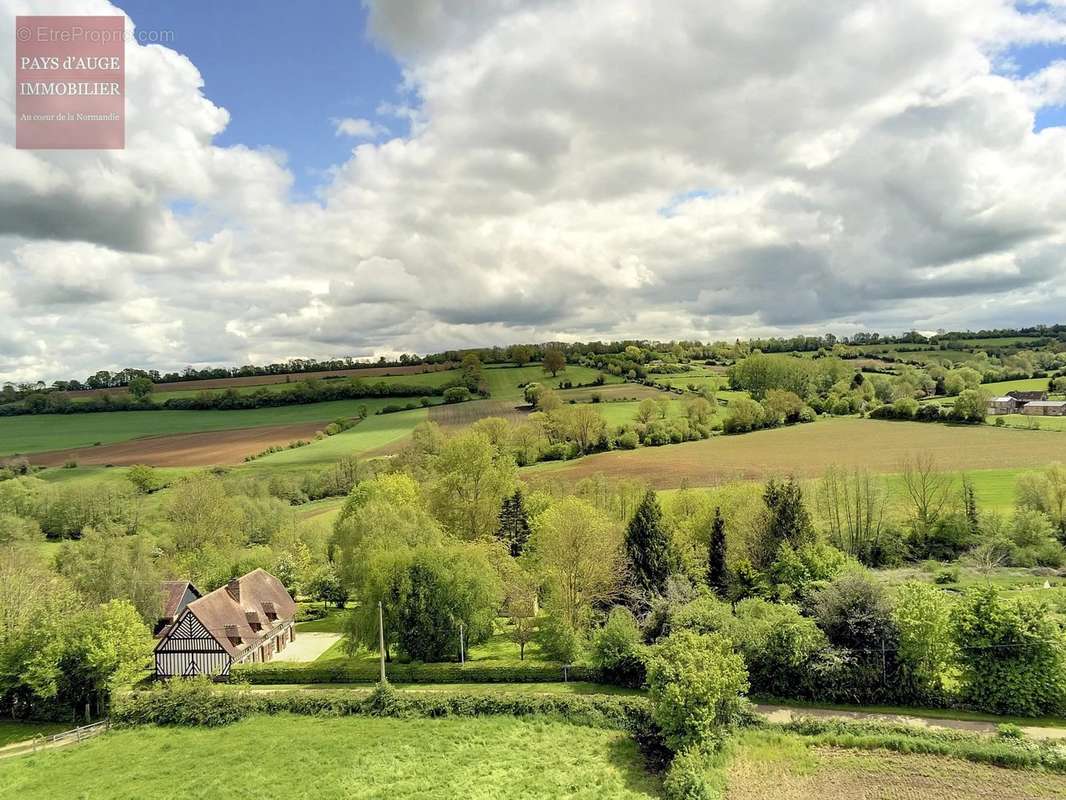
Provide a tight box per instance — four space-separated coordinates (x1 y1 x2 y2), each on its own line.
725 734 1066 799
241 407 429 471
526 418 1066 489
0 715 659 800
428 399 530 429
61 363 455 399
0 398 416 458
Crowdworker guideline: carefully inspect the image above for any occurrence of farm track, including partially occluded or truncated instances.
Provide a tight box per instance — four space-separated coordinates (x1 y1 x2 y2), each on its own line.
63 363 453 398
27 421 328 467
526 418 1066 489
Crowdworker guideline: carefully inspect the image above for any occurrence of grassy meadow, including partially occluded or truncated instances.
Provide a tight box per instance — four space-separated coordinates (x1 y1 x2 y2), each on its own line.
0 715 661 800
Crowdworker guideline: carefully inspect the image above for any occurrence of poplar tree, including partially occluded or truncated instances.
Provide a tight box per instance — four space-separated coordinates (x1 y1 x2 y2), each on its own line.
624 489 672 596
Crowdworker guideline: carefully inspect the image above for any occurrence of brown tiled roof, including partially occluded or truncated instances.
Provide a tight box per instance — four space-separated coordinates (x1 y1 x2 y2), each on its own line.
161 580 200 621
183 569 296 657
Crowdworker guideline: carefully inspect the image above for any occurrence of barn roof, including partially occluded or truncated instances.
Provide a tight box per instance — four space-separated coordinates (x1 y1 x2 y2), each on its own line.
1024 401 1066 408
1007 390 1048 401
182 569 296 657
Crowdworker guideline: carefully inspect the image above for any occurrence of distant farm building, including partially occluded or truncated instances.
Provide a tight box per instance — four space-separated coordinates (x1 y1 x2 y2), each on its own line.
154 569 296 678
1007 390 1049 402
986 396 1021 415
1022 400 1066 417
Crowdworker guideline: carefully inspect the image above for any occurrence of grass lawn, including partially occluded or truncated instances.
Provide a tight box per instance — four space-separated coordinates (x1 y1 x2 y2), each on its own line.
0 715 660 799
295 607 350 634
0 721 68 748
315 623 552 666
0 398 421 456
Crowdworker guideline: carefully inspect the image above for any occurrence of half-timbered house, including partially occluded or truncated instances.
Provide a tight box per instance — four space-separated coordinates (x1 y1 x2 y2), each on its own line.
154 568 296 678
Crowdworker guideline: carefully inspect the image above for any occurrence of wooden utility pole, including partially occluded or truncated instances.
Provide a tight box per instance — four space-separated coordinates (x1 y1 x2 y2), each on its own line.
378 601 386 683
459 622 465 665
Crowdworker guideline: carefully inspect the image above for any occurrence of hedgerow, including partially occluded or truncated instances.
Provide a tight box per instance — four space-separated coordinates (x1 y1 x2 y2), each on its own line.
230 661 599 685
112 679 651 734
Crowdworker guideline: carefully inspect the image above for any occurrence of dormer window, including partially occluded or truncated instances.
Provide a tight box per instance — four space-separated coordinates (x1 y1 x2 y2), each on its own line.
262 601 278 621
246 610 262 631
224 624 242 645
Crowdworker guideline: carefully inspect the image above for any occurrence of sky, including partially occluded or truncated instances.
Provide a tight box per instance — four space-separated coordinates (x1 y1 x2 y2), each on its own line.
1 0 1066 383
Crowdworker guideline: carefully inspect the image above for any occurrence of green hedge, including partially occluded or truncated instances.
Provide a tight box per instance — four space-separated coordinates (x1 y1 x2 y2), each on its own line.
113 680 651 735
230 661 600 685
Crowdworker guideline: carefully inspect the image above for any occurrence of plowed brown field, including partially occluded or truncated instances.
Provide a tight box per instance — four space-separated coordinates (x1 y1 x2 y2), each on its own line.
28 422 327 467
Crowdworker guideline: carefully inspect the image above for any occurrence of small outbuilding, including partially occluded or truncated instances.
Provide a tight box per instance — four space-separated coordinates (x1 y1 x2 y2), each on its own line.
1021 400 1066 417
986 396 1021 415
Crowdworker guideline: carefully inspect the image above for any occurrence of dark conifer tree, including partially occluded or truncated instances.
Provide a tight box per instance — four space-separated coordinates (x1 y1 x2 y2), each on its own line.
496 489 531 557
756 477 814 568
707 507 729 598
624 489 672 596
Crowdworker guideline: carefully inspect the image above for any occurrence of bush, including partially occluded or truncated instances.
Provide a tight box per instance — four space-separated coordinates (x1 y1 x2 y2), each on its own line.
952 585 1066 715
591 607 647 688
662 745 724 800
645 630 749 751
933 567 959 584
443 386 471 403
537 615 586 663
114 677 248 727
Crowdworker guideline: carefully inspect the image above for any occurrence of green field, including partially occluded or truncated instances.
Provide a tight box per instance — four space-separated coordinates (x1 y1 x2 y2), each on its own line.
981 377 1057 395
240 407 429 471
988 414 1066 432
0 398 422 456
0 715 660 799
482 364 622 401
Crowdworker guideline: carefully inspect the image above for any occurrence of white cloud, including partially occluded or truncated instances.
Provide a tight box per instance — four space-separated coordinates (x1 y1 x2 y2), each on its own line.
333 117 388 139
2 0 1066 382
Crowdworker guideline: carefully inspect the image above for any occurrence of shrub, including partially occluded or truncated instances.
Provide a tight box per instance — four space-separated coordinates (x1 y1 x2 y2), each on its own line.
952 585 1066 715
933 567 959 584
537 615 586 663
443 386 471 403
662 745 724 800
645 630 749 751
591 607 647 688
